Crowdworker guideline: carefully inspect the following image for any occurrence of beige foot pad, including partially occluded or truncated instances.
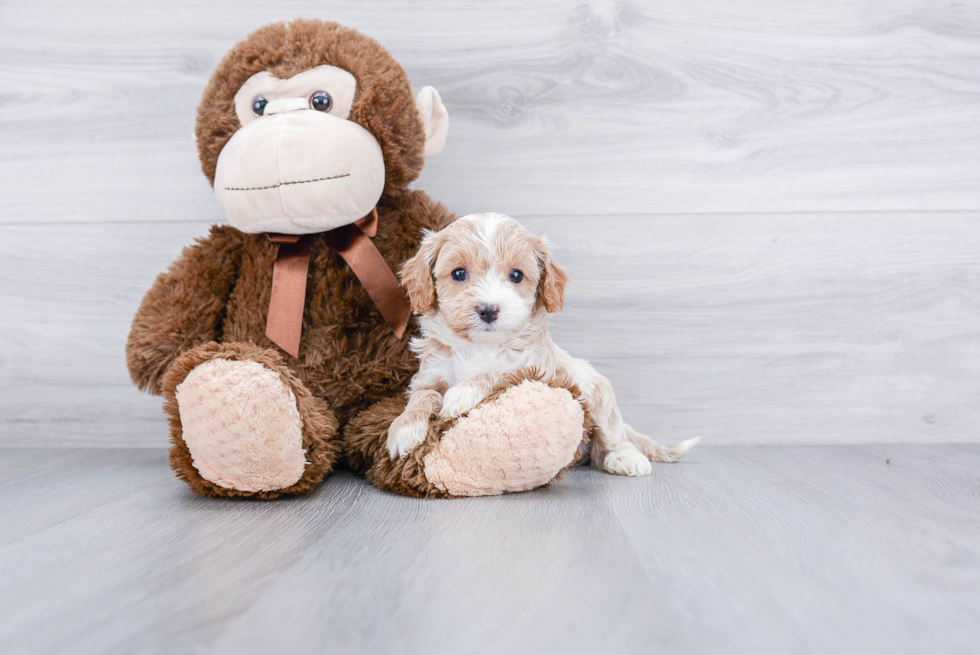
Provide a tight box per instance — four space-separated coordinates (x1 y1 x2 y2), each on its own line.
423 380 585 496
175 358 306 492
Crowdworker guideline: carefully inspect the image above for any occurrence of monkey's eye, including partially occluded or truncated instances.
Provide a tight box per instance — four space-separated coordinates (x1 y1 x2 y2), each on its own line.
310 91 332 112
509 269 524 283
252 96 268 116
451 268 468 282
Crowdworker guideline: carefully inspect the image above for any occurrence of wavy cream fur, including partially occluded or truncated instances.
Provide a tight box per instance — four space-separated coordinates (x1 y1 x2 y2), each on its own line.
389 212 700 474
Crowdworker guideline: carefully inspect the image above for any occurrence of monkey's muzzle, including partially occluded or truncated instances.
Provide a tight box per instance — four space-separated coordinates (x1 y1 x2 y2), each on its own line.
213 110 385 235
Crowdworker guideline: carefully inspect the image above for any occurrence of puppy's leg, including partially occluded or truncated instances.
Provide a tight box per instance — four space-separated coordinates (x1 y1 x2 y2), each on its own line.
584 370 699 476
386 389 443 459
588 375 653 477
440 373 501 418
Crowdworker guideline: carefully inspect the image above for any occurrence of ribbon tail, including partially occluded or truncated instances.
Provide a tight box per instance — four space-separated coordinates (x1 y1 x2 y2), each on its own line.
265 237 312 357
334 225 412 339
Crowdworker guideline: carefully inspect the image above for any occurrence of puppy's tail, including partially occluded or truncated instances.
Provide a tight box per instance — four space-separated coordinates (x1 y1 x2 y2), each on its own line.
626 426 701 463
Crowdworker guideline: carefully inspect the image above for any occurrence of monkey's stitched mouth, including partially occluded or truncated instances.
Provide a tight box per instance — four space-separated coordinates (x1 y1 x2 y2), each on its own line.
224 173 350 192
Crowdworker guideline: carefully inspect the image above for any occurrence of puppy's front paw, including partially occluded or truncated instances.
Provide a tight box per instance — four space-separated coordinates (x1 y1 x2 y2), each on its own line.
603 448 653 477
386 414 429 459
439 384 487 418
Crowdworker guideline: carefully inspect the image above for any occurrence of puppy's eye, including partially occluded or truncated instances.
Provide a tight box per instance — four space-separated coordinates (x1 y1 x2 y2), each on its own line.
451 268 468 282
310 91 332 112
252 96 268 116
509 269 524 283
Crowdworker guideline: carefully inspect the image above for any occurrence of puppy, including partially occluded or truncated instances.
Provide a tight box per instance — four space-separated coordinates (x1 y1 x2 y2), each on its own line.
386 212 699 476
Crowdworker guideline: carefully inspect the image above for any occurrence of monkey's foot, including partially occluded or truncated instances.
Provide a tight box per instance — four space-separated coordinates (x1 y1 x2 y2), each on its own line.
162 342 340 498
423 381 585 496
175 358 306 492
345 373 589 498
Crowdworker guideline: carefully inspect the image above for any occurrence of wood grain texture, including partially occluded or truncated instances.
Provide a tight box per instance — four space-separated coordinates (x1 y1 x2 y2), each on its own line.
1 1 979 446
2 212 978 447
0 445 977 654
0 0 978 223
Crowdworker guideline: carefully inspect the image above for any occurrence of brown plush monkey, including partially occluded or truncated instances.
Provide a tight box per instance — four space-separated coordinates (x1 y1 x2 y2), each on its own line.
127 19 587 499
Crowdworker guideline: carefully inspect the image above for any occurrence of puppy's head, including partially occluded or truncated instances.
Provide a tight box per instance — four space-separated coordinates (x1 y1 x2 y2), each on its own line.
401 212 568 342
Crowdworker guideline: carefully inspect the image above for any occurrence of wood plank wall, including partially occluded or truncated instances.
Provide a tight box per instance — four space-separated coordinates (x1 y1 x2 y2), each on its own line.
1 0 978 447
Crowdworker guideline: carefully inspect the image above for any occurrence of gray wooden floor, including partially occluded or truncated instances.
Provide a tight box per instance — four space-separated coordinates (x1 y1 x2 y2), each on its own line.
1 444 978 654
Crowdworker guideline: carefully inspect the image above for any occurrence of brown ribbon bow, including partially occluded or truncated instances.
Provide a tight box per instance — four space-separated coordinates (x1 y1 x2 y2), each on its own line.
265 208 412 357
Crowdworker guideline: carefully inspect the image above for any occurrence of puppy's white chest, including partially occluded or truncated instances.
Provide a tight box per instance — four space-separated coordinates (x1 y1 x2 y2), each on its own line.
447 345 520 386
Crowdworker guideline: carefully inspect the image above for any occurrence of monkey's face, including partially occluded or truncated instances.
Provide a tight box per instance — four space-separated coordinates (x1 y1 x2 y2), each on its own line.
213 65 389 235
196 21 449 235
213 65 385 235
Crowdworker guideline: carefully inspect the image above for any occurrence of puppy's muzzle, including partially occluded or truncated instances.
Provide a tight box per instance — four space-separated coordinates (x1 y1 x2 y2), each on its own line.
476 303 500 324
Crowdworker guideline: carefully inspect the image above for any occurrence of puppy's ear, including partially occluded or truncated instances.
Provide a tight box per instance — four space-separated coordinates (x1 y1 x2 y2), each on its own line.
534 236 569 313
400 230 442 314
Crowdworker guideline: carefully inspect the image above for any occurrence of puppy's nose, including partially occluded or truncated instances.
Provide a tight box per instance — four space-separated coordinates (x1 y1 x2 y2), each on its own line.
476 303 500 324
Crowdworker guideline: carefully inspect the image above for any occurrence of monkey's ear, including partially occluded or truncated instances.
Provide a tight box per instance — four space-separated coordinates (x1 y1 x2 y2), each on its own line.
400 231 442 314
416 86 449 157
534 236 569 314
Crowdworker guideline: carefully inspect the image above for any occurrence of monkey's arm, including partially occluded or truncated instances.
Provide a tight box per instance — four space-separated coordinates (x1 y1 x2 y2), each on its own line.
383 189 455 239
126 225 243 395
417 193 456 232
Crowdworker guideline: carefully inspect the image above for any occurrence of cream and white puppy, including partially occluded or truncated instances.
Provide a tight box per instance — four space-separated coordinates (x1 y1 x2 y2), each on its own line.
386 212 699 475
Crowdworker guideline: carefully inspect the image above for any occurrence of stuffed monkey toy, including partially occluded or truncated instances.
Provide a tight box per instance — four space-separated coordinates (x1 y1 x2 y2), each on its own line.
126 19 587 499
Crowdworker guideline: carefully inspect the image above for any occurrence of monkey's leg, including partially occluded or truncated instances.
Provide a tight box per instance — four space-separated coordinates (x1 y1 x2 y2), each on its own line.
161 342 340 499
345 376 588 498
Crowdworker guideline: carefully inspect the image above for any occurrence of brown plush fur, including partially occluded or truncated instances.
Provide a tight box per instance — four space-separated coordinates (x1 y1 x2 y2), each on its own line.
344 396 454 499
127 20 453 498
161 342 341 499
128 191 453 425
345 368 593 498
